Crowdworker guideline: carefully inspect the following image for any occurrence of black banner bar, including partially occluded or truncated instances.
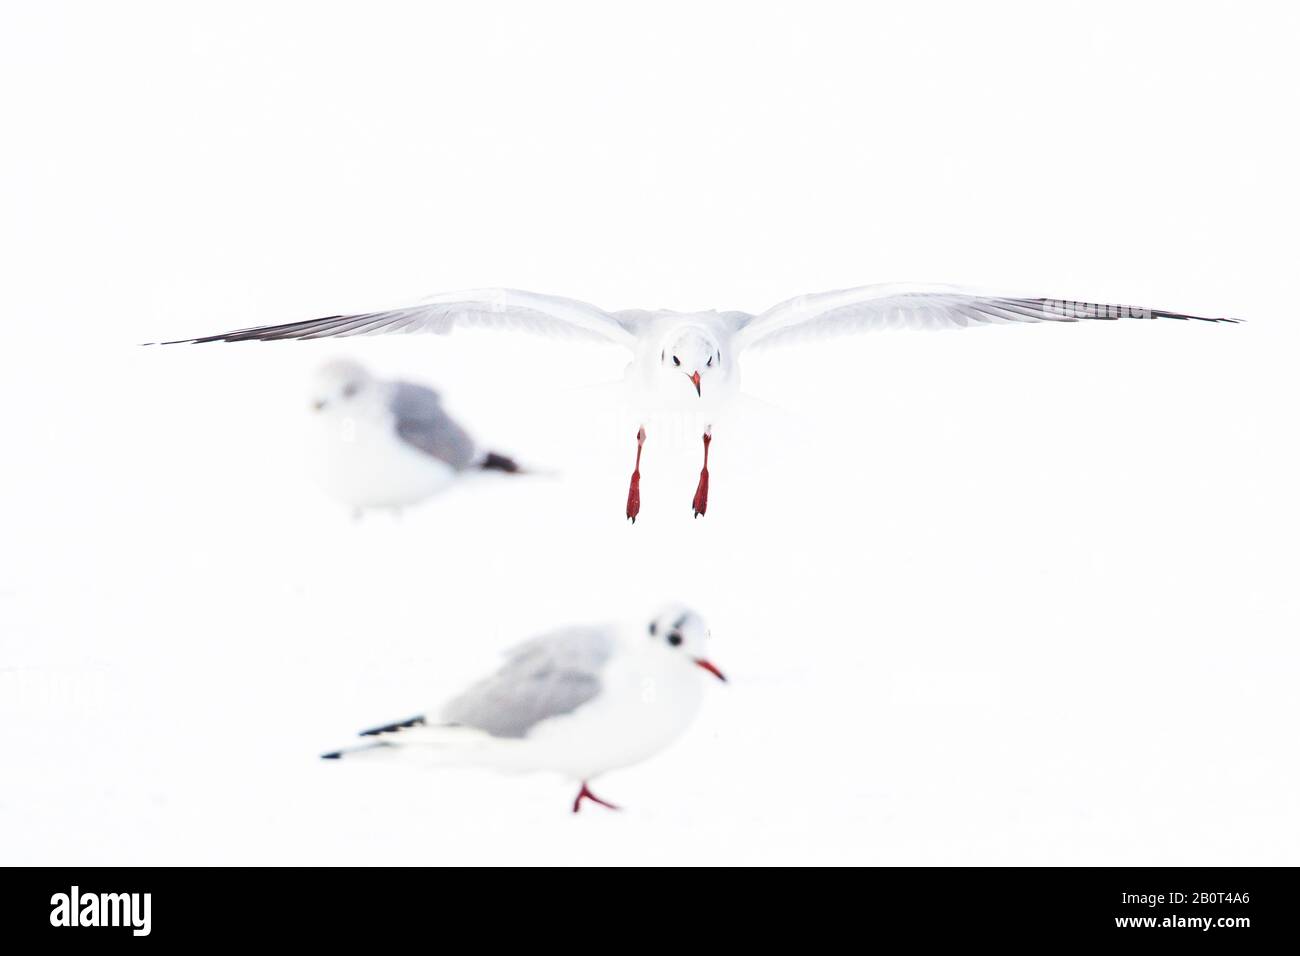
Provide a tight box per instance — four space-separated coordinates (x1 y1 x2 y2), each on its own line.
1 866 1289 944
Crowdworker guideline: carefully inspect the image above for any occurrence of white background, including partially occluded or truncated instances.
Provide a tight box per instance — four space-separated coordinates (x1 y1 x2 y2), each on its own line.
2 1 1297 864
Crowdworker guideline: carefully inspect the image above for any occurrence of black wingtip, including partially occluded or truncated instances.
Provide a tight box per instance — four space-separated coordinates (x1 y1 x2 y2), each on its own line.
1148 309 1245 324
139 336 210 346
358 715 426 737
321 751 342 760
480 452 523 474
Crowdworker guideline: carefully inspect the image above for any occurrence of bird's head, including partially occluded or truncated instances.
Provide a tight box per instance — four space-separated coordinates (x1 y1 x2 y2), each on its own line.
647 605 726 682
660 328 721 397
309 359 374 413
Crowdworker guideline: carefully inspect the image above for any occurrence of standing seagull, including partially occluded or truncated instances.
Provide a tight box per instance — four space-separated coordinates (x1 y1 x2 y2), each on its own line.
163 284 1240 521
321 605 727 813
308 359 525 515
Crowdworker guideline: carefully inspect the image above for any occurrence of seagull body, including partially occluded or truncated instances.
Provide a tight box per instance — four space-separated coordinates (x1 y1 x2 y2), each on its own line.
322 605 726 812
618 308 744 419
172 284 1239 520
308 359 523 515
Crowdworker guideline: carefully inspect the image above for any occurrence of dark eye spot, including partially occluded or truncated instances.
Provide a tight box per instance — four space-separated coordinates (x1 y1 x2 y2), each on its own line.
706 356 713 367
649 621 657 636
667 632 683 647
342 382 360 398
672 355 681 366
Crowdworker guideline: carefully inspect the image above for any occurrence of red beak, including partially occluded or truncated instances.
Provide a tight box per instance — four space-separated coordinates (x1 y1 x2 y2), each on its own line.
693 658 727 682
690 370 701 396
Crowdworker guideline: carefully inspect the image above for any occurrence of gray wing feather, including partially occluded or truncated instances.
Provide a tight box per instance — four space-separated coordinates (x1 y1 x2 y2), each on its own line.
441 627 612 738
737 284 1241 349
158 288 637 347
388 382 476 470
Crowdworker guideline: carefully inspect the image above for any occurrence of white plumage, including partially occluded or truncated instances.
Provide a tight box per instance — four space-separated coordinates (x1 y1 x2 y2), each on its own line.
306 358 525 515
174 284 1239 520
322 605 727 813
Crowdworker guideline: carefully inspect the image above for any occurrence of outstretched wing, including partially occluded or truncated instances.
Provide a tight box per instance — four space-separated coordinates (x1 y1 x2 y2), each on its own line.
157 288 637 349
439 627 613 739
736 283 1240 350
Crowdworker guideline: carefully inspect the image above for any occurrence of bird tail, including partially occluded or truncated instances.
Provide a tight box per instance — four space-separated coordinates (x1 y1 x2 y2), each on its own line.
320 743 388 761
321 717 490 763
479 451 523 474
319 739 452 762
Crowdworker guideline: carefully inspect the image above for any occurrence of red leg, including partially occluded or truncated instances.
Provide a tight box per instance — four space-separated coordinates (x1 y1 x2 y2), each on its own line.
692 429 711 518
572 781 621 813
626 426 645 523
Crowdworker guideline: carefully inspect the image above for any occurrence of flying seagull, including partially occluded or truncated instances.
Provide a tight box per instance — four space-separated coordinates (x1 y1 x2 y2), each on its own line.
321 604 727 813
308 358 526 515
162 283 1240 521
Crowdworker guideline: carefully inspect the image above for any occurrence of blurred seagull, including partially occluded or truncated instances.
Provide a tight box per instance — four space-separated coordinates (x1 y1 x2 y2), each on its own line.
321 604 726 813
308 359 525 516
164 284 1240 521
